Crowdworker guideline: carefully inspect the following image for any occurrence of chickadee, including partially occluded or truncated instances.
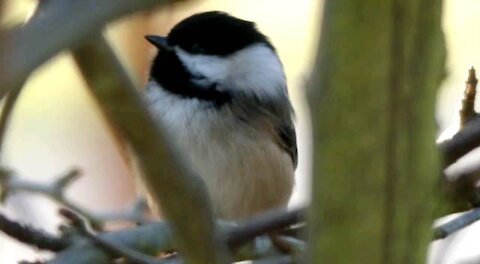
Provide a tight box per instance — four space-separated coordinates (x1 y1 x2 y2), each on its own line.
143 11 297 219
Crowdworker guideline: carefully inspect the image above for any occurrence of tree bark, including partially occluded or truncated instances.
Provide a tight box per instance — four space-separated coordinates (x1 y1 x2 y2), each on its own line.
308 1 445 263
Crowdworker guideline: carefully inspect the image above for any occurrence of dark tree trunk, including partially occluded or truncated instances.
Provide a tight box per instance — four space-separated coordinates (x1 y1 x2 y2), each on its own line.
308 1 446 263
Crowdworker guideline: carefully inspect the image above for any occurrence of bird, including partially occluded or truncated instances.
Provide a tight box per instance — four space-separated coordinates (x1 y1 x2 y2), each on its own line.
142 11 297 220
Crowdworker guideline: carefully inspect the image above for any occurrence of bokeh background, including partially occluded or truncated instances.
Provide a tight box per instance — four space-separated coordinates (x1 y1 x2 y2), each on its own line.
0 0 478 263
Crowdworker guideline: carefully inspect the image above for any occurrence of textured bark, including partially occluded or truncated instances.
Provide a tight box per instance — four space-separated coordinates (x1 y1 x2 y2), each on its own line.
308 0 445 263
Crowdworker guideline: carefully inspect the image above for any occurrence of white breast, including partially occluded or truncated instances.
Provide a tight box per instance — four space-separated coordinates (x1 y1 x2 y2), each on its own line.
143 83 294 219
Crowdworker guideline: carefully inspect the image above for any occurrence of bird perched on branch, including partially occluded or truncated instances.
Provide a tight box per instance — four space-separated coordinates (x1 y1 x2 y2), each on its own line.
142 11 297 219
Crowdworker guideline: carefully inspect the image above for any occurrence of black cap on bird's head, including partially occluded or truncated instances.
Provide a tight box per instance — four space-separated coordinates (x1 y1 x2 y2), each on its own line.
145 11 273 56
145 11 285 106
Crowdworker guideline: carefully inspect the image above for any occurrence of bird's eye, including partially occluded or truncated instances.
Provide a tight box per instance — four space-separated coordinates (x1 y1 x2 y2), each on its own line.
192 74 207 82
190 43 206 54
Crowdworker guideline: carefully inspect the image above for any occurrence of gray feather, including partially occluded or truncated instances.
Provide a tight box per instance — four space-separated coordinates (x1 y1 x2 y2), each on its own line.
229 90 297 169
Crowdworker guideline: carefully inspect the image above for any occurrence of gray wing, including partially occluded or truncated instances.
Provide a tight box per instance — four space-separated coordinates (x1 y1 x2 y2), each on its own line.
276 122 298 169
230 91 298 169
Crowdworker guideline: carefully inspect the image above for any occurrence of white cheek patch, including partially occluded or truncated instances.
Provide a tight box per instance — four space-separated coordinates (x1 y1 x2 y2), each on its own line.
175 47 228 87
175 44 287 98
226 44 287 97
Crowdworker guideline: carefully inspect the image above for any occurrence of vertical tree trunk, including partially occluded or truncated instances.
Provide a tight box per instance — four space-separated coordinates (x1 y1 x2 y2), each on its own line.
308 1 445 263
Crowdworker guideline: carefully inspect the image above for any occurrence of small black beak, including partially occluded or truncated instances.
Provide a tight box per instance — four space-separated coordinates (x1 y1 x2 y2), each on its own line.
145 35 171 51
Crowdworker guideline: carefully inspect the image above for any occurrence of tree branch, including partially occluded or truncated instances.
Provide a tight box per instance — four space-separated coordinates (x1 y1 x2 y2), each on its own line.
227 208 305 248
0 86 24 158
0 168 149 229
0 211 70 251
439 117 480 167
0 0 188 97
439 68 480 167
60 209 161 264
48 207 305 263
94 198 150 225
48 220 174 264
459 67 478 127
433 207 480 240
0 168 98 227
71 34 226 264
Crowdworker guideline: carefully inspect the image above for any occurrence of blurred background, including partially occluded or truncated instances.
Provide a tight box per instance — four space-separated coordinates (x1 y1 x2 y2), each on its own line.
0 0 478 263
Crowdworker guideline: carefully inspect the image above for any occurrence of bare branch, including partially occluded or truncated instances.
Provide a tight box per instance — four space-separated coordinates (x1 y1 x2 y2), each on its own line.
227 207 305 248
0 0 50 159
439 117 480 167
0 210 70 251
49 207 305 263
0 171 304 262
460 67 478 127
60 209 161 264
437 69 480 211
439 68 480 167
433 207 480 240
0 74 23 158
0 168 148 229
94 198 150 225
48 221 174 264
71 34 226 264
0 0 188 97
0 0 178 159
0 168 103 227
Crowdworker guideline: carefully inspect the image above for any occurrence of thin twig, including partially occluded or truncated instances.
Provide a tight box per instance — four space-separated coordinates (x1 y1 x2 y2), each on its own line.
433 207 480 240
0 168 103 227
0 168 149 229
460 67 478 127
59 209 161 264
94 198 150 225
227 207 305 248
0 210 70 251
